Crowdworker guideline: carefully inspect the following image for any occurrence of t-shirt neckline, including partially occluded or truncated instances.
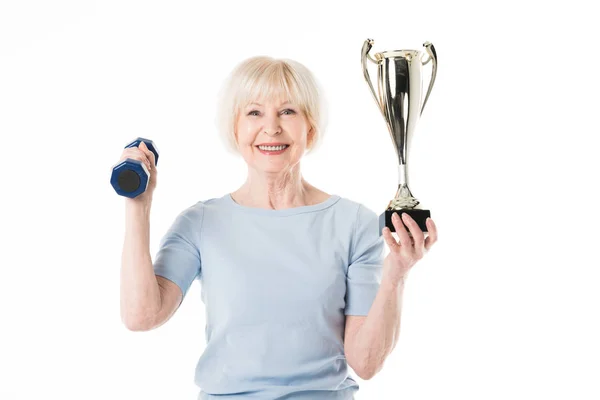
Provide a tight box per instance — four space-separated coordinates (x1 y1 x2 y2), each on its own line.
224 193 341 216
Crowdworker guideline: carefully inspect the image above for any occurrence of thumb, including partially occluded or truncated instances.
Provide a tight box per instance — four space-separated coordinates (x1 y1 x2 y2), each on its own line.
139 141 156 167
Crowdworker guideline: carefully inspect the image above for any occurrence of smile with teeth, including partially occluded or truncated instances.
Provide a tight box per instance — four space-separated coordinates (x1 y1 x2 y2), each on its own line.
257 145 289 151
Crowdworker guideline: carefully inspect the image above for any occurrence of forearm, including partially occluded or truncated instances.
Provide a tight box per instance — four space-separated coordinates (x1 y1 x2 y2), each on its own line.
120 200 161 329
353 275 407 378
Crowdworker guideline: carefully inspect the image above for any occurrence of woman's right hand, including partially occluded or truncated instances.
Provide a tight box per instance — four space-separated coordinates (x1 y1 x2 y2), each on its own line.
118 141 157 205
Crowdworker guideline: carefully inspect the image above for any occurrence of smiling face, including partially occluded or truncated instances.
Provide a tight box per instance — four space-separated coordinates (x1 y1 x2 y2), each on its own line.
235 97 314 175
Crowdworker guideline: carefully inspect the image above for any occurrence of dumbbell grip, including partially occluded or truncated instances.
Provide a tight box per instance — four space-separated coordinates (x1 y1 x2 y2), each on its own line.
125 139 159 167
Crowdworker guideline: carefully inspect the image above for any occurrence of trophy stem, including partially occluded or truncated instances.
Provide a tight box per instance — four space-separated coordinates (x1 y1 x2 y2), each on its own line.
398 164 408 187
387 163 420 210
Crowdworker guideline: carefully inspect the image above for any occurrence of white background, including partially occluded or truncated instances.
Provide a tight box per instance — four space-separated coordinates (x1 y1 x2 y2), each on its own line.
1 1 598 399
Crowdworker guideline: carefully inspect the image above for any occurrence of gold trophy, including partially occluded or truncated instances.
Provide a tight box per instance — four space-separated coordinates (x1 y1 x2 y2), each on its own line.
361 38 437 235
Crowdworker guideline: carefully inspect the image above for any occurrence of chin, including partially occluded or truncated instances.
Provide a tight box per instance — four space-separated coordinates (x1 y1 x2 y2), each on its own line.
260 166 287 174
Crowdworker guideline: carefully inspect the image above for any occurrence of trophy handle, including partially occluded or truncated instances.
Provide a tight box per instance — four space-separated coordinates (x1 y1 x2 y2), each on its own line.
361 39 385 117
420 41 437 116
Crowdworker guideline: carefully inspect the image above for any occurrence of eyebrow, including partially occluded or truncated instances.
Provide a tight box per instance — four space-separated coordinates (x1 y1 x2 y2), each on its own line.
248 101 292 107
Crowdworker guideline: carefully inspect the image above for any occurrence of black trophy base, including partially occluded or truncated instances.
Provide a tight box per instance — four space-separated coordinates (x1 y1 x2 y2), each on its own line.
379 209 431 235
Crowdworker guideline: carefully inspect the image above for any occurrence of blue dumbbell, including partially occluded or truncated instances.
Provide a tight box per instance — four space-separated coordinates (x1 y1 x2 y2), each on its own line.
110 137 159 198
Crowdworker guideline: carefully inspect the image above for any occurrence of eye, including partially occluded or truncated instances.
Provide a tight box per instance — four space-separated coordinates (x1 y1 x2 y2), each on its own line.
247 110 260 116
281 109 296 115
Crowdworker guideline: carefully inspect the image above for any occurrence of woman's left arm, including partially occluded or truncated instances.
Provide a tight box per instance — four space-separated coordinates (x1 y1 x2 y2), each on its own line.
345 213 438 379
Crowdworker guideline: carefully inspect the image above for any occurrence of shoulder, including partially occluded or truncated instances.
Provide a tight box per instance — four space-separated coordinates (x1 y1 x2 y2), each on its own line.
333 196 380 237
335 196 378 222
173 199 206 223
335 197 381 250
167 196 224 236
177 194 226 218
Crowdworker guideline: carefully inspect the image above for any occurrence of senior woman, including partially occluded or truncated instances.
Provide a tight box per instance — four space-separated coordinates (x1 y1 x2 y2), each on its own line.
120 56 438 399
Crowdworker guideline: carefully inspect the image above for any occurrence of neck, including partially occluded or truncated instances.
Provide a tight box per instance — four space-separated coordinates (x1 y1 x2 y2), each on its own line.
233 163 313 210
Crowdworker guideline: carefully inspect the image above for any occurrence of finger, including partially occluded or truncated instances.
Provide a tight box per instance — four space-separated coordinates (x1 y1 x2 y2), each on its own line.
138 142 152 168
148 148 156 166
424 218 438 251
123 149 151 171
391 212 412 248
138 142 155 168
143 154 153 171
382 227 399 250
136 151 152 171
129 143 152 169
402 213 424 249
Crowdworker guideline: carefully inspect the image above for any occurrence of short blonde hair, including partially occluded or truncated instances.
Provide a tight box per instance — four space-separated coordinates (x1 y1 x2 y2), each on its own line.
215 56 328 156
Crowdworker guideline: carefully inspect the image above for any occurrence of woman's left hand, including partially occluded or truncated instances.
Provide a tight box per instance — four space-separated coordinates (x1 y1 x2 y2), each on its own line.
381 212 438 285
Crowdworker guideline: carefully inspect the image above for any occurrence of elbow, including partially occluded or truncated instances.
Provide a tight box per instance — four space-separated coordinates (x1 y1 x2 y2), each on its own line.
357 367 375 381
355 361 382 381
347 352 380 380
122 314 154 332
124 321 150 332
121 301 161 332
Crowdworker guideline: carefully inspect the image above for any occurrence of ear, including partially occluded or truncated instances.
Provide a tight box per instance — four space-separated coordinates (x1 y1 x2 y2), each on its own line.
233 130 240 150
307 127 315 149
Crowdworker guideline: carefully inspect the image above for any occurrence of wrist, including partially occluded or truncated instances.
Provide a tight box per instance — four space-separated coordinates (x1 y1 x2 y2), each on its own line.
126 199 152 215
381 271 408 291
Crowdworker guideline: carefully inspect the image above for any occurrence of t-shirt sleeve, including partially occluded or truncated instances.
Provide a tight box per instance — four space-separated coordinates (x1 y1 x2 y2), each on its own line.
153 205 203 301
344 203 384 316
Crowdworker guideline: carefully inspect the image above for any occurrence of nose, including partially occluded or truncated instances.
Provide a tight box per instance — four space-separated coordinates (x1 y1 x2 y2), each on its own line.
263 114 282 136
264 128 281 136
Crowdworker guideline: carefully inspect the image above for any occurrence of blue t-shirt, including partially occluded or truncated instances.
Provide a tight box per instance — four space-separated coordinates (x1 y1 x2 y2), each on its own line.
153 193 384 399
